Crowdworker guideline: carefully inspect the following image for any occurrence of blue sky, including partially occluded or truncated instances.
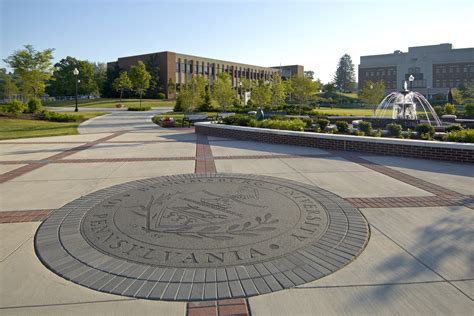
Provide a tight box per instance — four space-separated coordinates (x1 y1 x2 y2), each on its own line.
1 0 473 82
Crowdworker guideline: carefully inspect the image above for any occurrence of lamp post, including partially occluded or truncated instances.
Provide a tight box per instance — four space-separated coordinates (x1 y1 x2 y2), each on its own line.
408 74 414 91
370 84 375 115
239 81 243 106
73 68 79 112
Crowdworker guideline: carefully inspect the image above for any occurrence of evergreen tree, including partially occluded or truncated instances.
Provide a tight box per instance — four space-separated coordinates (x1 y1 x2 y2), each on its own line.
334 54 356 92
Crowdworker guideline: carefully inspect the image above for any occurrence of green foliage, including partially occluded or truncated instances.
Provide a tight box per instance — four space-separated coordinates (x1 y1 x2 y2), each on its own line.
167 78 176 96
317 118 330 131
27 97 43 113
212 72 234 111
127 106 151 111
335 121 349 133
130 61 152 108
3 45 54 97
358 121 373 135
450 88 463 105
0 69 19 100
176 75 208 112
270 74 287 107
465 104 474 118
93 62 107 96
445 129 474 143
444 124 463 133
251 79 271 107
374 128 382 137
40 110 84 122
359 80 385 112
198 88 212 111
157 92 166 99
433 105 444 116
112 72 133 101
288 75 320 105
222 114 253 126
416 123 435 139
386 123 402 137
6 100 27 114
444 103 456 115
144 55 162 99
334 54 356 92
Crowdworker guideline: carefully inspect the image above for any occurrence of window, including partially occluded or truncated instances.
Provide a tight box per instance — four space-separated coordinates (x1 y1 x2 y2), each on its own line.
176 62 180 72
181 63 185 72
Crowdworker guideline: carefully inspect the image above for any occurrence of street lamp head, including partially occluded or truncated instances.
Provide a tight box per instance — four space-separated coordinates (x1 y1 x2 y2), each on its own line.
408 74 414 82
73 68 79 76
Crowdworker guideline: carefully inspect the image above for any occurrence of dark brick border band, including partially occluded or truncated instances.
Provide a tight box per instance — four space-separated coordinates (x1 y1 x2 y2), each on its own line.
187 298 249 316
0 210 52 223
195 123 474 163
195 134 216 174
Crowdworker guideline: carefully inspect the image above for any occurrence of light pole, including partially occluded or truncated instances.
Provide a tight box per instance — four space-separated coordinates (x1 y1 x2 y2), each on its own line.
73 68 79 112
239 81 243 106
408 74 414 91
426 86 430 100
370 84 375 115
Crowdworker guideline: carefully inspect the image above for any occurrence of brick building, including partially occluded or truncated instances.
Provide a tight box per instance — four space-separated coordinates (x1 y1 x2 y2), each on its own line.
108 51 304 99
358 44 474 97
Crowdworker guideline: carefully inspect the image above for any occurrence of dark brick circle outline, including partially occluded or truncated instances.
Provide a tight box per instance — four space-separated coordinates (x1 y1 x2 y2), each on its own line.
35 173 370 301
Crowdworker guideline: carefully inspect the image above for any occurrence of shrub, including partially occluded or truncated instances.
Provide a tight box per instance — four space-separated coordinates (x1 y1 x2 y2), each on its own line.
358 121 373 135
128 106 151 111
157 92 166 99
335 121 349 134
446 129 474 143
444 103 456 115
259 119 305 131
416 123 435 138
386 123 402 137
445 124 463 133
246 99 254 107
374 128 382 137
465 104 474 118
317 118 330 131
27 98 43 113
301 118 313 128
40 110 83 122
433 105 444 116
223 114 252 126
6 100 27 114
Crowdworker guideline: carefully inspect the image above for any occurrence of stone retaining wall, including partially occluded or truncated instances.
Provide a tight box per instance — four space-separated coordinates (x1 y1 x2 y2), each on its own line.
195 123 474 163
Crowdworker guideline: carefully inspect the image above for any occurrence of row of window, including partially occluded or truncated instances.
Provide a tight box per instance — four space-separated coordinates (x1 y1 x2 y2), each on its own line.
364 69 397 77
175 60 275 79
433 78 474 88
434 65 474 74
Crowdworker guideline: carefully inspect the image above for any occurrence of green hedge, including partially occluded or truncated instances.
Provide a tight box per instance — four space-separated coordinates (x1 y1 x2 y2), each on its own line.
39 110 84 122
445 129 474 143
128 106 151 111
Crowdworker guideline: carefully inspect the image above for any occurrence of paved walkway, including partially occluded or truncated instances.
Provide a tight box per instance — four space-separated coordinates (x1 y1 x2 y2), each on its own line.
0 128 473 315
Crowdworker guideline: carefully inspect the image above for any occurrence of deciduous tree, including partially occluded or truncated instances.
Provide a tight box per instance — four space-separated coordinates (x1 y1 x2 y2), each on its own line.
212 72 234 111
359 80 385 114
251 79 271 107
270 74 286 107
112 72 132 102
130 61 151 108
3 44 54 98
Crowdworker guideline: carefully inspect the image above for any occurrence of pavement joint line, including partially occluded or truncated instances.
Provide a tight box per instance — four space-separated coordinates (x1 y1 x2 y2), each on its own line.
294 279 474 289
370 224 474 302
0 235 34 263
0 131 127 183
0 298 137 310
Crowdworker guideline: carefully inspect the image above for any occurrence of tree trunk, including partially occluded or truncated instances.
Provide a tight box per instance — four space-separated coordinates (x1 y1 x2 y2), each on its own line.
140 93 142 109
120 89 123 103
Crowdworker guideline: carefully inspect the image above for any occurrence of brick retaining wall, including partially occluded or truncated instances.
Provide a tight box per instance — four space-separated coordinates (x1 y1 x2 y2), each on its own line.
195 123 474 163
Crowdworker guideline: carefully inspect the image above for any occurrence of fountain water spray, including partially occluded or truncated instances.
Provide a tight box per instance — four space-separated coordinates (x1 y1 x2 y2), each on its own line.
374 81 442 126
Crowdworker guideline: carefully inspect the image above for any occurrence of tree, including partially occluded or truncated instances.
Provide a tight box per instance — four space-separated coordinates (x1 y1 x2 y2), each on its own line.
112 72 132 103
145 55 161 98
212 72 234 111
251 79 271 107
47 56 99 96
175 75 208 112
291 75 319 105
129 61 151 108
304 70 314 80
450 88 463 105
0 69 19 100
3 44 54 98
359 80 385 114
93 62 107 96
334 54 356 92
270 74 286 107
103 63 120 98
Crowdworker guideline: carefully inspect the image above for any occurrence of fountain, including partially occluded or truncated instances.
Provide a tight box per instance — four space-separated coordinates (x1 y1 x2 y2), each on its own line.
374 81 442 126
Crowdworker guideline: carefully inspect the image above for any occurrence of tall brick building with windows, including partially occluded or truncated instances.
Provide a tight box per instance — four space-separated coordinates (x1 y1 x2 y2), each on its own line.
358 44 474 97
107 51 304 99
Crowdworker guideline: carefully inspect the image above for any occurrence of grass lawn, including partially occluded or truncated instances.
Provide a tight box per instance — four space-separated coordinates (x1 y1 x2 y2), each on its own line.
45 98 175 108
0 112 105 140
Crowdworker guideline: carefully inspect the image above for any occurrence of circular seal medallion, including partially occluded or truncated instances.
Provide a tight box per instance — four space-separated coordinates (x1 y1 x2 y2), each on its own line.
35 174 369 301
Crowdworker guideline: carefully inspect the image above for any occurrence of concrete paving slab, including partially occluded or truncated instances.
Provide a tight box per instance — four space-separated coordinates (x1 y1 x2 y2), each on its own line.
298 229 442 287
0 165 26 174
106 160 195 178
0 143 86 161
259 172 315 185
109 132 196 142
0 222 38 262
209 141 284 156
362 155 474 195
0 235 185 315
452 280 473 300
63 142 196 159
0 179 100 211
249 282 473 315
10 162 125 181
280 157 370 173
215 158 295 174
363 206 474 280
303 171 433 198
0 133 113 143
0 299 185 316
